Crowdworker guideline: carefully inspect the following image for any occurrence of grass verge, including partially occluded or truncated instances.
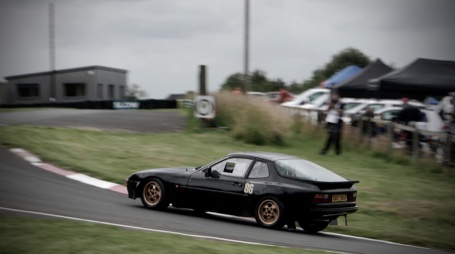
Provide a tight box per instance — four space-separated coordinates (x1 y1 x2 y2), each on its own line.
0 107 62 112
0 125 454 251
0 214 326 254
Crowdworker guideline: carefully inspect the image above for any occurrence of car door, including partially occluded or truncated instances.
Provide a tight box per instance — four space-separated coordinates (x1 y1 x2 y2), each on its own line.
186 157 253 213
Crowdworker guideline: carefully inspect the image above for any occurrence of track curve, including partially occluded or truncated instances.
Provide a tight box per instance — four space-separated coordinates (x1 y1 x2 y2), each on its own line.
0 146 449 254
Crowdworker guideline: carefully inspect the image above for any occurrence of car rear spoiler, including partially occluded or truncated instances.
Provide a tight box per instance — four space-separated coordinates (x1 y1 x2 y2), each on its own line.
306 180 359 190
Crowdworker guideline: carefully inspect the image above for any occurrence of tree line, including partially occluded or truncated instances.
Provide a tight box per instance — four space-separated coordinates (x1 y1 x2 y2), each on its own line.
221 47 373 94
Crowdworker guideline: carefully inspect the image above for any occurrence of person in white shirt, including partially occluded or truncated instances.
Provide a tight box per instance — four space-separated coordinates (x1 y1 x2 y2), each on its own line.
320 92 344 155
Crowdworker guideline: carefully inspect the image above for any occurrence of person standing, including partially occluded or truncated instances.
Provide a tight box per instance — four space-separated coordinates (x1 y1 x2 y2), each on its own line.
320 92 344 155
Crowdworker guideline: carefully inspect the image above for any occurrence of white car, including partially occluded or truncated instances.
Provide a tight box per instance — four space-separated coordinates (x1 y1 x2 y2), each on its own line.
318 98 365 111
281 88 329 108
373 107 446 133
246 92 268 100
343 99 426 124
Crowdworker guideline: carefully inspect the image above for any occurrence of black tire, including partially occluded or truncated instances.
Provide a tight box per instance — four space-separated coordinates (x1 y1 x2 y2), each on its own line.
140 178 169 210
254 197 286 229
298 220 329 233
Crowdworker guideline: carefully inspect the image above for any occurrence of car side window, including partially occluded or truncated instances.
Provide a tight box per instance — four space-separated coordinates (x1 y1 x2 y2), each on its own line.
248 161 269 179
211 158 253 178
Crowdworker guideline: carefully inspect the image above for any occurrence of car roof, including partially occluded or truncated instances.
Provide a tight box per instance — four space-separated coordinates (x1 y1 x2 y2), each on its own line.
228 151 297 161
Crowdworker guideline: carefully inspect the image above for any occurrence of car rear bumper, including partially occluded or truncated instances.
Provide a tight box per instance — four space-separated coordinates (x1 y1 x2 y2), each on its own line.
309 202 358 219
126 180 140 199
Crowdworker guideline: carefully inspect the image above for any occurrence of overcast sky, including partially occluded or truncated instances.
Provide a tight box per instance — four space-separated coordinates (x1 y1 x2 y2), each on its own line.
1 0 454 99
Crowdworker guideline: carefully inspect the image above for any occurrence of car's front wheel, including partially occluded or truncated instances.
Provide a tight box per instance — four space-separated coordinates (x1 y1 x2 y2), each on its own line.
140 178 169 210
254 197 285 229
298 220 329 233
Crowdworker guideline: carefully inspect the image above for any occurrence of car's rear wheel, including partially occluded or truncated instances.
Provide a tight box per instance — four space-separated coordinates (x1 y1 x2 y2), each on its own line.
298 220 329 233
254 197 285 229
140 179 169 210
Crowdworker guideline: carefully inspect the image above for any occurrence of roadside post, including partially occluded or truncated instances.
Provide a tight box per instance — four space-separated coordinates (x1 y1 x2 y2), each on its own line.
194 65 216 126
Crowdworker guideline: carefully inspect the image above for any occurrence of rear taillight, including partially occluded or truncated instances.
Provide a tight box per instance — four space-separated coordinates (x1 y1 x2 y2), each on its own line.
442 124 448 131
313 193 330 203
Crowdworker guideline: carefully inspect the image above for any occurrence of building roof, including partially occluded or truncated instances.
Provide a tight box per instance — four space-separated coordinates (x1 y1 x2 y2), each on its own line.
228 151 297 161
5 65 128 80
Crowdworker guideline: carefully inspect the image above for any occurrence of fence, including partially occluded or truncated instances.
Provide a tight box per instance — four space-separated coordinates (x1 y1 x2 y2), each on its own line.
0 99 177 110
284 106 455 166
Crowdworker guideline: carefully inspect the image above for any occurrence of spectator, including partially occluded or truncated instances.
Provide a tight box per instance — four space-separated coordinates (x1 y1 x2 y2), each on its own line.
320 92 344 155
397 97 424 154
232 87 243 95
278 88 293 103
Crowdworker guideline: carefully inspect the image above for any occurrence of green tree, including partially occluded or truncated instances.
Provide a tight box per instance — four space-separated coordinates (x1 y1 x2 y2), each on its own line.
250 70 270 92
220 73 244 91
221 70 285 92
125 84 147 100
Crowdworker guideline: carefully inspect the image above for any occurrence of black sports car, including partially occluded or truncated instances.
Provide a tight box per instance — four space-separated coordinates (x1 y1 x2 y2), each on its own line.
127 152 358 233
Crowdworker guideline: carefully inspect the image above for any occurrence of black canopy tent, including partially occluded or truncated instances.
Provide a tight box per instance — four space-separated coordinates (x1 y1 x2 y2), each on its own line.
333 59 393 98
368 58 455 101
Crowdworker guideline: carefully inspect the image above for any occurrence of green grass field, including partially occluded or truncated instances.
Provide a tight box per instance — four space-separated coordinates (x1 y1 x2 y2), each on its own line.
0 125 454 251
0 214 326 254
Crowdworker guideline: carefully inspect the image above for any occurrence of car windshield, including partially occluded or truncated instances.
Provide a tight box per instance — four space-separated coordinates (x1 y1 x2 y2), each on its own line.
274 159 347 182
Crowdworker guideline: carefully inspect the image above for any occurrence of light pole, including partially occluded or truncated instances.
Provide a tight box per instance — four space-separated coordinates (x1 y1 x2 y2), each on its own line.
243 0 250 92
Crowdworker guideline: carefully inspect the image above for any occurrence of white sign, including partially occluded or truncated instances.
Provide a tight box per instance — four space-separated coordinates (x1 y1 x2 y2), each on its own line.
113 101 140 110
194 96 216 118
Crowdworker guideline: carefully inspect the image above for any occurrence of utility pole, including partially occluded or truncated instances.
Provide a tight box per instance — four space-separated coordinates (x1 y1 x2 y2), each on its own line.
49 2 56 101
243 0 250 92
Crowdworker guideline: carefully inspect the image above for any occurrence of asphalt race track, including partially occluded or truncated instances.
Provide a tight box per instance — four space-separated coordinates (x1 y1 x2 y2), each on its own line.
0 110 443 254
0 109 186 132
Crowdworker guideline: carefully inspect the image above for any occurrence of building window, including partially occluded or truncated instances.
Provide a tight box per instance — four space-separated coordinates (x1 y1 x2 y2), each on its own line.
108 84 115 99
17 84 40 98
97 83 104 99
64 83 86 97
118 86 125 99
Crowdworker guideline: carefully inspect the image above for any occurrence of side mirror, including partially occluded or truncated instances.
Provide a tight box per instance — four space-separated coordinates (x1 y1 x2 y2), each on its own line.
205 168 212 177
205 168 220 178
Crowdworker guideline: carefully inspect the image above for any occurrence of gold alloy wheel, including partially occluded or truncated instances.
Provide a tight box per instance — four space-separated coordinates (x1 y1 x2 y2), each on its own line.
258 199 280 225
143 181 161 206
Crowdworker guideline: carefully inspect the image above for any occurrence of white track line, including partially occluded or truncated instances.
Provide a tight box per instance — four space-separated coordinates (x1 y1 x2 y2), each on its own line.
66 174 117 189
322 232 430 250
0 206 351 254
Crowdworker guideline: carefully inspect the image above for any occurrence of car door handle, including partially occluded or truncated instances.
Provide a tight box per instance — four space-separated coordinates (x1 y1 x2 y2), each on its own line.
231 182 243 187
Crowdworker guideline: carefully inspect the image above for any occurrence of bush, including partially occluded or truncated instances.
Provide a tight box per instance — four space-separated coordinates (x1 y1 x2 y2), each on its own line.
215 92 293 146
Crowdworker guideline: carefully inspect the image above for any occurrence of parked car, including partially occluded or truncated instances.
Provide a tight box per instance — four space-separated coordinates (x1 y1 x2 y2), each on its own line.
246 92 268 100
266 91 281 102
127 152 359 233
345 99 426 124
281 88 329 108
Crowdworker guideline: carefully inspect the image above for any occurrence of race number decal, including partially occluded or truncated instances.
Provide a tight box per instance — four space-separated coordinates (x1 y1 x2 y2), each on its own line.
243 183 254 194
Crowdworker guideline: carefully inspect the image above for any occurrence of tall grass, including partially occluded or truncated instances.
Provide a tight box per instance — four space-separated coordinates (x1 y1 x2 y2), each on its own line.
215 92 294 146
